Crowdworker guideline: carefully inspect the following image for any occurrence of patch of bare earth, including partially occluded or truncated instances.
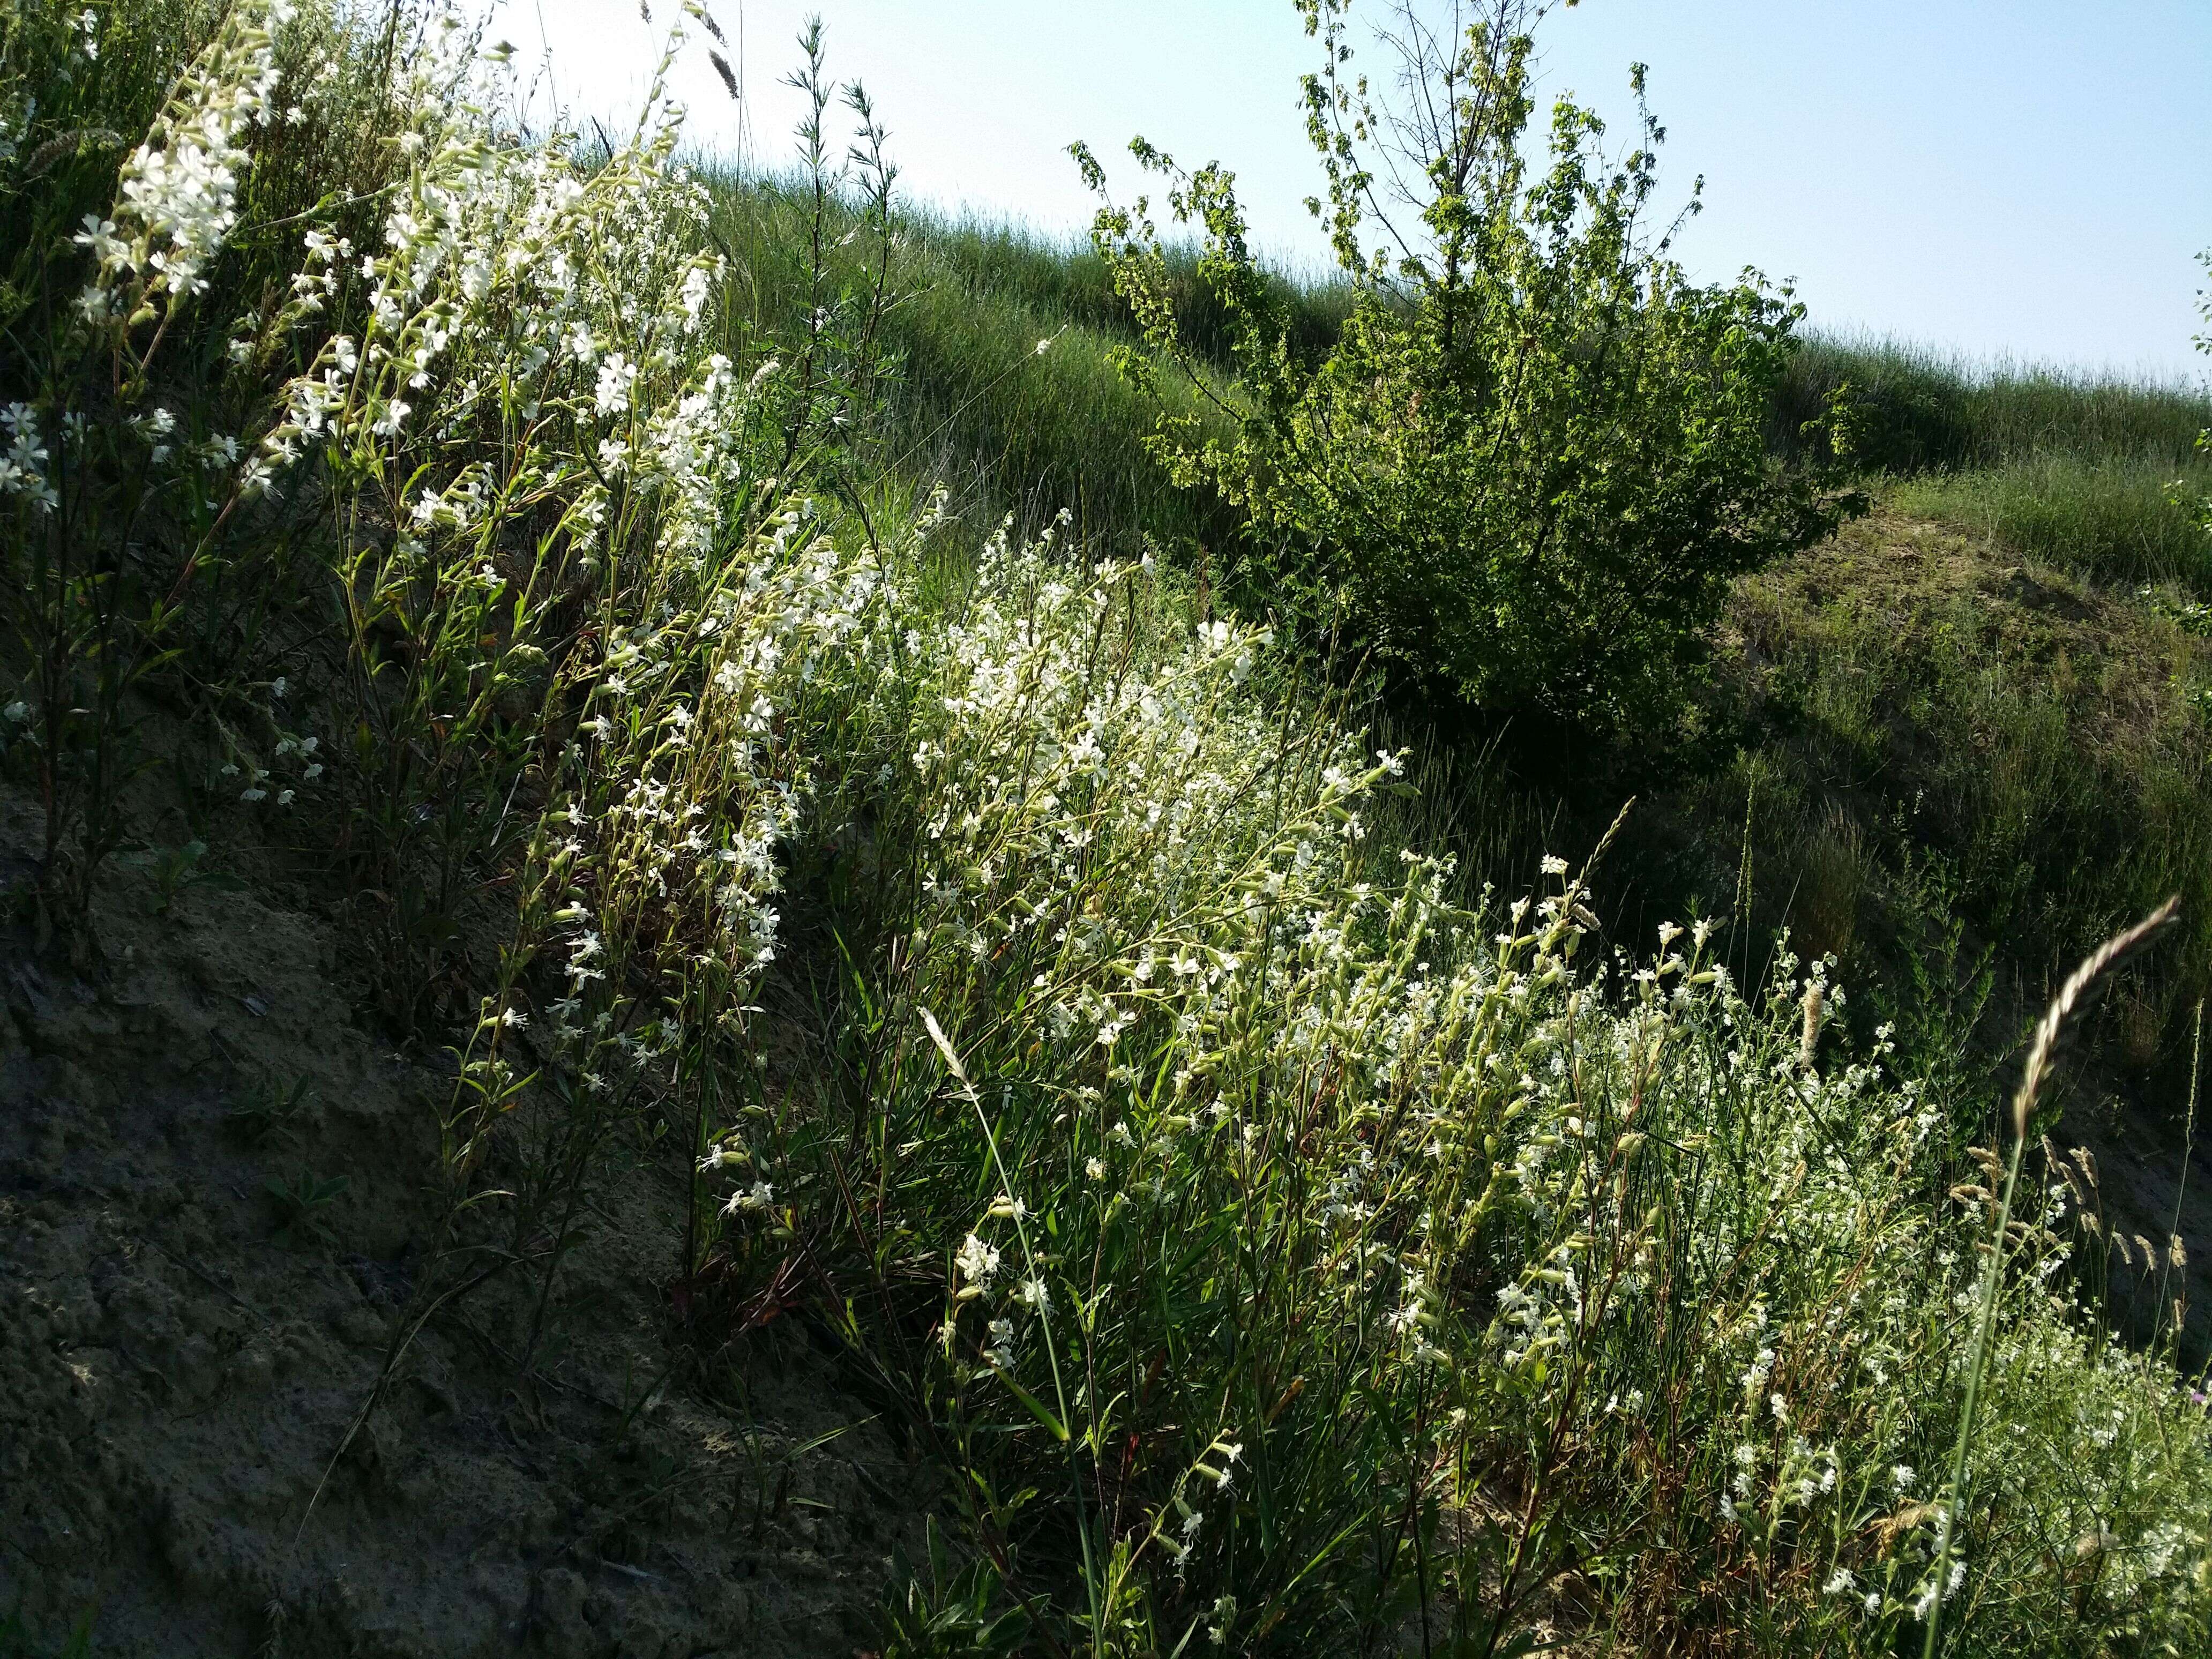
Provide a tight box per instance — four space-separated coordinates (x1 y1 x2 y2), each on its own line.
0 786 933 1657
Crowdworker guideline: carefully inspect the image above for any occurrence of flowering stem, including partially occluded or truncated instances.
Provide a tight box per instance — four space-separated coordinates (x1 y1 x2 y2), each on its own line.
1921 1129 2023 1658
924 1010 1100 1649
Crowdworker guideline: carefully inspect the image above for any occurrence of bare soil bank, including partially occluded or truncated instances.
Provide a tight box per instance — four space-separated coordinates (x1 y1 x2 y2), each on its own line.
0 785 933 1657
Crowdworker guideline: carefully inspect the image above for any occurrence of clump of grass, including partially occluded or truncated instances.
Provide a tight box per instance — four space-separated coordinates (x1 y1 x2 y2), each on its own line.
1767 332 2212 589
1890 454 2212 587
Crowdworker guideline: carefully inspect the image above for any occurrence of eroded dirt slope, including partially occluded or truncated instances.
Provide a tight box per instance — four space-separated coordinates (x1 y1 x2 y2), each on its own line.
1 793 932 1657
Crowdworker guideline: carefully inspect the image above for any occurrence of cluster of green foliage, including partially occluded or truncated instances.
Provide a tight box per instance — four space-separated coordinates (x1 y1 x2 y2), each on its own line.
1073 0 1861 726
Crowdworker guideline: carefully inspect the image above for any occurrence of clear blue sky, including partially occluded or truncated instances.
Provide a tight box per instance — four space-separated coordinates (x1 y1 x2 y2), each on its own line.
503 1 2212 379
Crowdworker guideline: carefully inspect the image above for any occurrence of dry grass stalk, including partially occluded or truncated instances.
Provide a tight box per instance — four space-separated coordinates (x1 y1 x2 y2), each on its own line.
2011 896 2181 1140
1924 897 2180 1659
1799 980 1825 1071
1874 1501 1945 1555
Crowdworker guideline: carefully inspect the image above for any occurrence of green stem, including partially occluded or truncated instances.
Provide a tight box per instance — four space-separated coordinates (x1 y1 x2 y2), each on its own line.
1922 1132 2024 1657
928 1011 1100 1651
967 1085 1100 1653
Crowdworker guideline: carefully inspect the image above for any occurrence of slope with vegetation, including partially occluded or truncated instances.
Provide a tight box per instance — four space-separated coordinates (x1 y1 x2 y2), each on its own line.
2 2 2209 1657
771 41 2212 1123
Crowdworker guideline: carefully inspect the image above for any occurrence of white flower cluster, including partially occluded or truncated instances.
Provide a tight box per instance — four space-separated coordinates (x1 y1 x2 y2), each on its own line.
0 403 56 512
76 1 291 318
263 10 720 502
565 505 885 999
858 541 2212 1633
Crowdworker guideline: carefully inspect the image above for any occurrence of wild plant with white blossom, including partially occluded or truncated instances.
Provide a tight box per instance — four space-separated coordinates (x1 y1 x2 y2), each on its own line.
737 533 2212 1650
73 0 287 368
3 0 317 930
266 6 914 1347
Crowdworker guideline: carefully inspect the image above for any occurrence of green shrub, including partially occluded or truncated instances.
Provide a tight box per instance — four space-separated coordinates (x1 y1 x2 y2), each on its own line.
1072 0 1859 727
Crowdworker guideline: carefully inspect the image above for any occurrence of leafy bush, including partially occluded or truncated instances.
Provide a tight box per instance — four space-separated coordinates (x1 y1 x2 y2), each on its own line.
1074 0 1860 726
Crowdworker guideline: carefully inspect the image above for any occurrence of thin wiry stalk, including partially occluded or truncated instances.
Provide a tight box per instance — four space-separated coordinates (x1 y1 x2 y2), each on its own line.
2156 999 2203 1351
921 1008 1100 1649
1923 896 2179 1658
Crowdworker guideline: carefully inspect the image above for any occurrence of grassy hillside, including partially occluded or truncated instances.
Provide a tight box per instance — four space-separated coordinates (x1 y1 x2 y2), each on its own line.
743 184 2212 1075
734 190 2212 593
783 196 2212 1370
4 4 2211 1657
709 178 1346 559
1777 334 2212 586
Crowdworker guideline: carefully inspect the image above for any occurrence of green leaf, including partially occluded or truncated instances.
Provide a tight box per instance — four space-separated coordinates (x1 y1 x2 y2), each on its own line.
993 1369 1068 1441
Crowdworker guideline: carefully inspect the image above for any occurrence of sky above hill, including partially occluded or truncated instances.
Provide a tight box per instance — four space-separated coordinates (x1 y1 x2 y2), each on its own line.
500 0 2212 380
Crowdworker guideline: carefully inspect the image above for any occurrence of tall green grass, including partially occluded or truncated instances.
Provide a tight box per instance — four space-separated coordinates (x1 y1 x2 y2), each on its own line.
1887 455 2209 586
1775 332 2212 472
879 208 1353 368
706 176 1351 558
1774 333 2212 586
